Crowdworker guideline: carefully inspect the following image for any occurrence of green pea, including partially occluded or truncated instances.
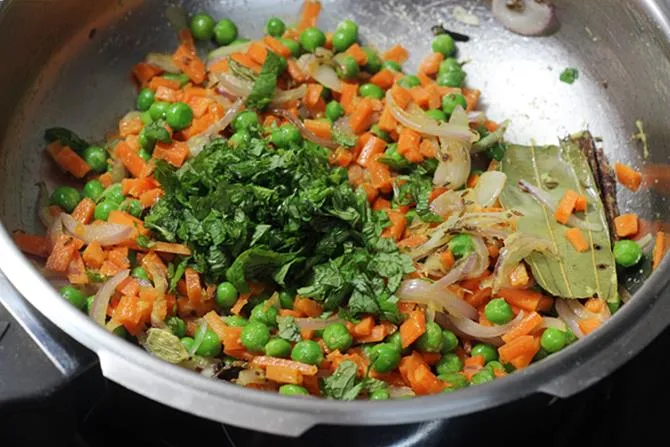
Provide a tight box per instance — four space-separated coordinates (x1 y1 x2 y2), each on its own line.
190 13 216 41
608 296 622 314
471 344 498 363
149 101 170 120
121 199 143 218
358 83 384 99
486 143 506 161
432 34 456 56
94 200 119 221
437 69 465 88
230 38 250 45
60 285 86 310
448 233 474 258
113 326 128 339
485 361 505 375
264 338 292 357
279 291 294 309
132 266 150 281
435 353 463 375
322 323 353 351
101 184 124 204
325 100 345 122
564 329 578 345
233 110 259 132
541 328 567 353
271 123 302 147
82 180 104 202
136 88 155 112
387 331 403 352
250 302 278 327
333 53 359 80
279 384 309 396
291 340 323 365
613 239 642 268
370 389 390 400
241 321 271 353
442 330 459 353
416 321 444 353
332 29 356 53
166 316 186 338
370 124 390 141
398 75 421 89
337 19 359 37
85 295 95 314
484 298 515 325
140 111 153 125
224 315 249 327
162 73 190 88
299 26 326 53
228 130 250 147
265 17 286 37
370 343 401 373
180 337 195 352
165 102 193 131
442 93 468 116
214 18 238 46
439 372 468 390
216 282 238 308
439 58 461 74
470 369 495 385
425 109 447 122
280 38 301 57
50 186 81 213
382 60 402 72
362 47 382 74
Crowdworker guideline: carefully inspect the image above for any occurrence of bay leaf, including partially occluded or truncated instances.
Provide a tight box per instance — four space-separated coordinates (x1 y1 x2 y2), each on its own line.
499 137 617 300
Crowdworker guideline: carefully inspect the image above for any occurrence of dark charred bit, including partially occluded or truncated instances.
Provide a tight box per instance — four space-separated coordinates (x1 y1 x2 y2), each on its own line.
593 243 602 251
431 24 470 42
572 131 619 243
88 28 97 39
597 264 608 270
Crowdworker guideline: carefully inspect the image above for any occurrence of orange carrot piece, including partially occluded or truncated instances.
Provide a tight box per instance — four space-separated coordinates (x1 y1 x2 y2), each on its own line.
498 288 543 312
501 312 544 344
45 236 78 272
148 76 181 91
230 52 262 73
653 231 669 270
368 154 393 193
82 241 105 268
266 365 303 384
398 351 445 395
440 251 456 270
419 139 437 158
408 86 431 108
339 81 359 114
584 297 605 313
345 43 368 65
399 310 426 348
397 234 429 249
397 128 421 156
373 197 392 211
329 147 354 167
509 263 530 287
378 102 398 132
153 141 189 168
71 198 96 224
498 335 541 364
390 84 412 109
230 293 250 315
574 194 588 212
13 232 51 258
614 213 639 238
369 69 395 90
287 58 308 82
359 183 379 204
184 267 203 307
305 83 324 107
139 188 163 208
251 356 319 376
462 88 481 112
466 287 493 308
263 35 292 57
152 241 192 256
115 141 149 178
418 52 444 75
382 209 407 241
578 317 601 335
297 0 322 31
356 135 386 168
615 162 642 192
46 143 92 179
565 227 589 252
555 189 580 225
294 296 323 318
132 62 164 86
303 119 332 139
484 120 499 132
383 44 409 63
172 30 206 84
208 58 229 73
247 41 268 65
155 85 183 103
349 99 374 134
353 316 376 338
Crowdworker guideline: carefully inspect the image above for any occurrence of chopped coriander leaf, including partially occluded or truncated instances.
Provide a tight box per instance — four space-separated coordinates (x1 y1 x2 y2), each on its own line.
560 67 579 84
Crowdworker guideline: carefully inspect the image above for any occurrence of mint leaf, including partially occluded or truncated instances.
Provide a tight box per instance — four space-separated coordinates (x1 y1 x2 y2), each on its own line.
44 127 90 152
322 360 363 400
277 316 301 342
246 51 282 111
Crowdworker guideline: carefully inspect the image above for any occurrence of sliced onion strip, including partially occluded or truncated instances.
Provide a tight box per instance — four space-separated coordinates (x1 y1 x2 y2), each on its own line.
397 278 478 320
187 99 244 157
61 214 133 246
89 270 129 326
447 311 525 339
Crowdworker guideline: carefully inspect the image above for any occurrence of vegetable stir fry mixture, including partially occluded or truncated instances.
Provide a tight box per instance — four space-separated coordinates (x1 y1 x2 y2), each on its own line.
13 1 669 399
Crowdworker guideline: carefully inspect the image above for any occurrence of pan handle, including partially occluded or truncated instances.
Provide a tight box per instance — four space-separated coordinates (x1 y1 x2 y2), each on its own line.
537 288 670 398
97 349 318 437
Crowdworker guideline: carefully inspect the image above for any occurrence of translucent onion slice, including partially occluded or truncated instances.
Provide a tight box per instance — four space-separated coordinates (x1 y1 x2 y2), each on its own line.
61 214 133 246
555 299 584 338
269 84 308 107
207 42 252 62
145 53 180 73
492 232 555 292
446 311 525 339
397 278 478 320
89 270 129 326
311 64 343 92
473 171 507 207
187 99 244 157
189 319 208 357
430 189 465 217
540 317 567 331
237 369 267 386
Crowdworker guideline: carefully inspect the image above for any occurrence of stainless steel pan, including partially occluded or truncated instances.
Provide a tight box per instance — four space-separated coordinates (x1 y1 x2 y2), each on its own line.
1 0 669 436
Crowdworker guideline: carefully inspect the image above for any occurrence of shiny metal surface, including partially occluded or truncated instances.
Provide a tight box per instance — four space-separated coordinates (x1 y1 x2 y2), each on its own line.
0 0 670 436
